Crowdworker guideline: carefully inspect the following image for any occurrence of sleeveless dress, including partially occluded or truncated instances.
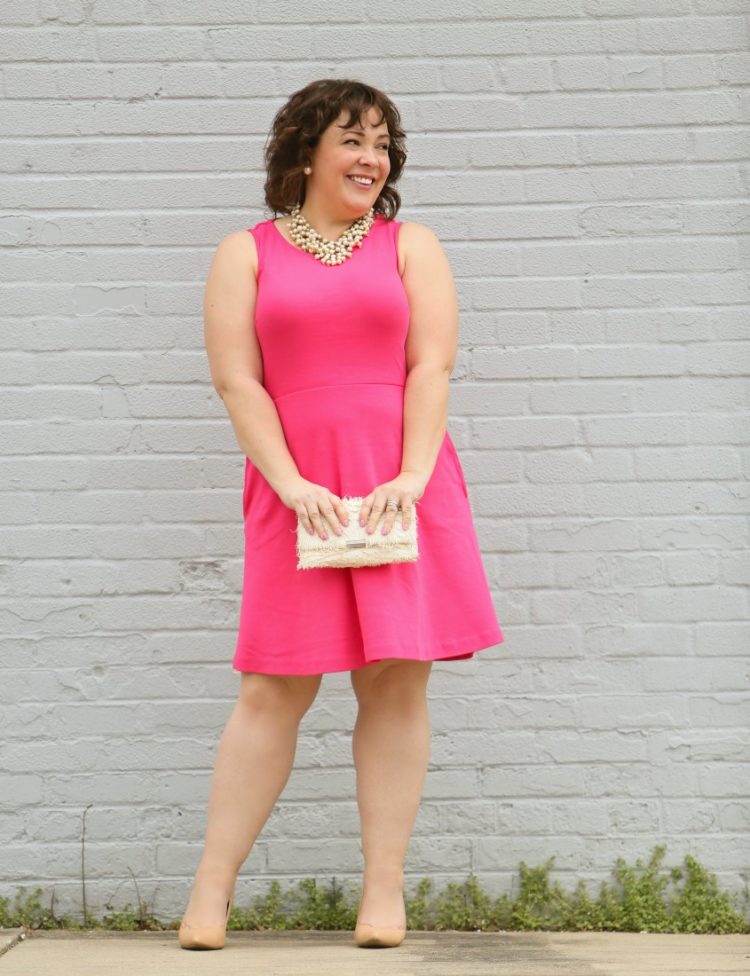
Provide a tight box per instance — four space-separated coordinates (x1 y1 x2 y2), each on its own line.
232 213 505 675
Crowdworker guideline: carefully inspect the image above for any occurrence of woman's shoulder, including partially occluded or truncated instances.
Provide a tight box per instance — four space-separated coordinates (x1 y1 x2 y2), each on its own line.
391 220 443 278
393 219 442 251
394 219 439 239
211 226 260 278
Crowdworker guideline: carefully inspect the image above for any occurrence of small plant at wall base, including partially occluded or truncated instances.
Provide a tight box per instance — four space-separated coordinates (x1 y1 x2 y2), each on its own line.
0 845 747 935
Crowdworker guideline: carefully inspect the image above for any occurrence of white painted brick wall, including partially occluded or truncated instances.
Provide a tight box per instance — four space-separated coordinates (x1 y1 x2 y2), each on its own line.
1 1 748 924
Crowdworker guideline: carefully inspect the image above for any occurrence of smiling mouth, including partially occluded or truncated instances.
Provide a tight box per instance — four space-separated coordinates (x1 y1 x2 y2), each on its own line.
346 176 375 187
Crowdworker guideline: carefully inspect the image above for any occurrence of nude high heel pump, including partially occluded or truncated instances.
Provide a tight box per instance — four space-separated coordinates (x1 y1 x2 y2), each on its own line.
178 894 233 950
354 893 407 948
354 919 407 948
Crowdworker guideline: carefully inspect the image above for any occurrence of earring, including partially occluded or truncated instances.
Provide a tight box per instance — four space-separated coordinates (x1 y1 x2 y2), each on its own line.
304 167 311 175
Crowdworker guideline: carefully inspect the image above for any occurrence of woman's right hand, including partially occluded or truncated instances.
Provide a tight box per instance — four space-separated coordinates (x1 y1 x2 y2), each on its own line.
277 476 350 540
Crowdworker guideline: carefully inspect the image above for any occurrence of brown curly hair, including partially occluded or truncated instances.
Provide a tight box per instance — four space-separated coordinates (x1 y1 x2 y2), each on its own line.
262 78 407 220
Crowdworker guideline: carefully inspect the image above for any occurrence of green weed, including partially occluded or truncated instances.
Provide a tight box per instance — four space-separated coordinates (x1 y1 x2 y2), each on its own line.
1 845 746 935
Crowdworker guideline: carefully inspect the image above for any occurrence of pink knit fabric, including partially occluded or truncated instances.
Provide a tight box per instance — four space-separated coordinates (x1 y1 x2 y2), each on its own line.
233 214 504 674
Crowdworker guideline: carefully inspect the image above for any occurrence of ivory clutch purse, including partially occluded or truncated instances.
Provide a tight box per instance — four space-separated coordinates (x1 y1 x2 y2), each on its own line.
296 496 419 570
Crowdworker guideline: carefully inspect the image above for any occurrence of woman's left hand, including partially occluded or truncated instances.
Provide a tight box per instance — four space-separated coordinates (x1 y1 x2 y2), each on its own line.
359 471 429 535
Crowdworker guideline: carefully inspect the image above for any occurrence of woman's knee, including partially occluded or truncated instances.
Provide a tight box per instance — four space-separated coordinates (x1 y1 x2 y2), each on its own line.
237 671 322 719
350 658 432 704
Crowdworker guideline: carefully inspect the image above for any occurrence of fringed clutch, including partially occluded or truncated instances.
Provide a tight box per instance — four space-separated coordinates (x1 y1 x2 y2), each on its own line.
296 496 419 570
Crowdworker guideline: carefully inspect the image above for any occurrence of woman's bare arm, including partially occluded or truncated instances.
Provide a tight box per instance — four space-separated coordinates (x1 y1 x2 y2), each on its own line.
203 230 350 538
203 230 301 496
399 222 458 483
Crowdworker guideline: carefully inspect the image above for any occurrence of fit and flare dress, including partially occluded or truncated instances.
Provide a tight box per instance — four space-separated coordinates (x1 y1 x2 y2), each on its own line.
232 213 505 675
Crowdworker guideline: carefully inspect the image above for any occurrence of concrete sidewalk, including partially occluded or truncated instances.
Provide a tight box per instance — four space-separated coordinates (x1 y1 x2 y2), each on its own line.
2 927 749 975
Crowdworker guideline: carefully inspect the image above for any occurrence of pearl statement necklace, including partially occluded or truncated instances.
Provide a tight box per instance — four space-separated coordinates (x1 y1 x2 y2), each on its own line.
288 205 376 266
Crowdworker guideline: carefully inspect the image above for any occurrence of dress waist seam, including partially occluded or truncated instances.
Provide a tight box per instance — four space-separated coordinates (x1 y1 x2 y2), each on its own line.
272 381 405 401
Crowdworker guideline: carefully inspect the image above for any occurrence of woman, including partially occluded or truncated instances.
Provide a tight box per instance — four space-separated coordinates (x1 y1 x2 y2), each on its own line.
178 78 505 951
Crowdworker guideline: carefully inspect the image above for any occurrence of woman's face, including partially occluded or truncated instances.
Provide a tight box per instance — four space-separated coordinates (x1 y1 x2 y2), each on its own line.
305 105 391 216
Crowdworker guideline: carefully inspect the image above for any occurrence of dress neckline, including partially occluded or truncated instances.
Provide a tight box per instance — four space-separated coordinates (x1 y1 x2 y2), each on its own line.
269 219 304 253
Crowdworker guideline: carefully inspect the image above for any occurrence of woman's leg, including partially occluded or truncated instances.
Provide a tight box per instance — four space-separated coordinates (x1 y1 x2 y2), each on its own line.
180 671 322 927
349 658 433 925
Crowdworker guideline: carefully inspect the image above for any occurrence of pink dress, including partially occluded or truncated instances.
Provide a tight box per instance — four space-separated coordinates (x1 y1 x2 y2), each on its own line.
232 214 505 675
